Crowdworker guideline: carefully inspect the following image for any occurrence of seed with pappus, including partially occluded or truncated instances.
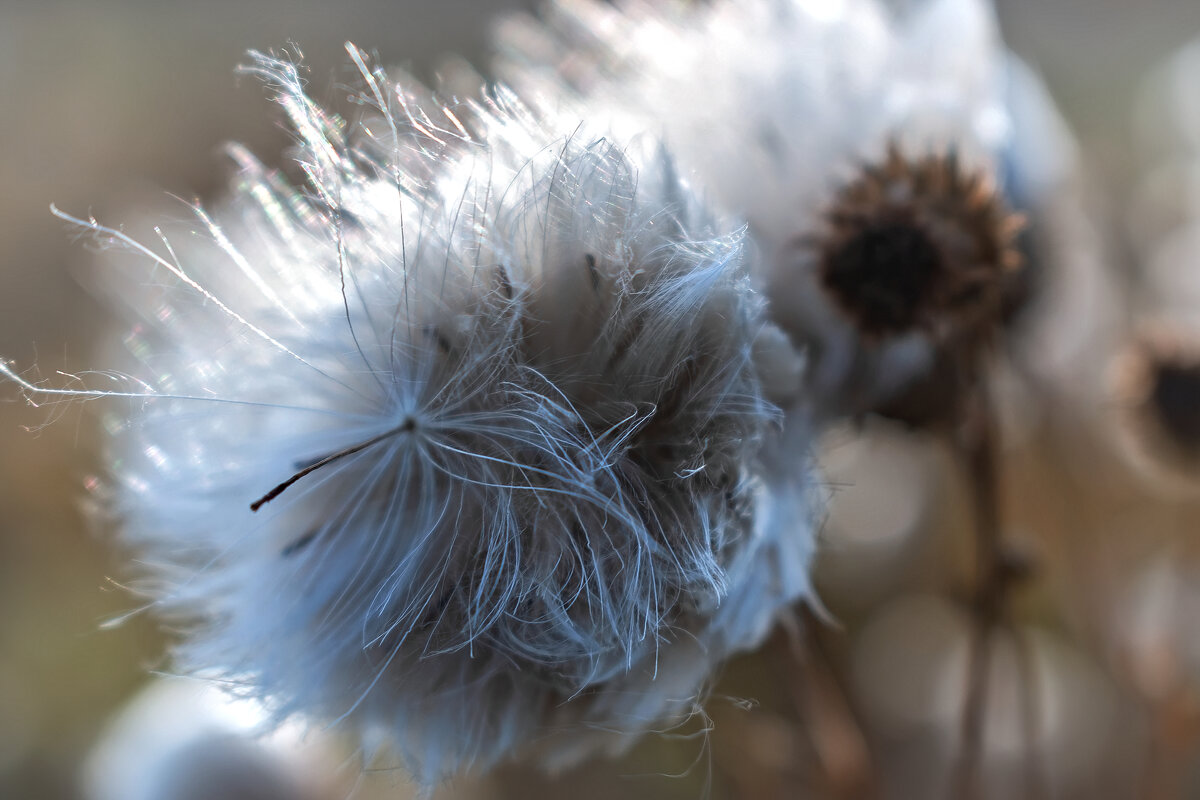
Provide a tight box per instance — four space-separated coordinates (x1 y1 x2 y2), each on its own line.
1 47 818 784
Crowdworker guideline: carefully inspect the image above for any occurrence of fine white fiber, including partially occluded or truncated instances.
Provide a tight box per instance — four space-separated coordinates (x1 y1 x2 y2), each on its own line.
2 46 818 785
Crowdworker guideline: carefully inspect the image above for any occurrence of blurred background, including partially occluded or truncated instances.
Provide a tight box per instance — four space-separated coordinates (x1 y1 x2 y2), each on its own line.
5 0 1200 798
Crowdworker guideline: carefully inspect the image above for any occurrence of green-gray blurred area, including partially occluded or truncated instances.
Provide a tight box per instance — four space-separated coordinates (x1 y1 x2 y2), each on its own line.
4 1 1200 799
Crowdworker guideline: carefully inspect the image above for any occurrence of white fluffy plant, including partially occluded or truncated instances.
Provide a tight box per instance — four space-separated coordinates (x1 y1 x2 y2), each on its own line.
498 0 1102 424
2 48 817 783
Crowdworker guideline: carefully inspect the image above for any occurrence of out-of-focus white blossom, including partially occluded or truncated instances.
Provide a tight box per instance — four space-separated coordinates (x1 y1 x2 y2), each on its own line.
997 56 1119 428
497 0 1111 424
2 47 818 784
82 678 333 800
1104 40 1200 494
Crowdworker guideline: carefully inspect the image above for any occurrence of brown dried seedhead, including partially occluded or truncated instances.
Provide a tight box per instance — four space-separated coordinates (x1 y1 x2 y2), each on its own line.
1112 327 1200 490
813 144 1025 344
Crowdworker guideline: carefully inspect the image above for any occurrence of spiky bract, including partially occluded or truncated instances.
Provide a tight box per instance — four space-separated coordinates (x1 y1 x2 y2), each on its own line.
814 145 1024 341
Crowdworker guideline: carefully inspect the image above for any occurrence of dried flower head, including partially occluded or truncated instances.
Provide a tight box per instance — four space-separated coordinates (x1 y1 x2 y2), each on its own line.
1111 326 1200 493
3 47 817 784
813 144 1024 342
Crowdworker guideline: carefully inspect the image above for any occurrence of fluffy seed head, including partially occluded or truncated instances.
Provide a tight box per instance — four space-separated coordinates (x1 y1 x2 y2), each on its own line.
6 47 818 784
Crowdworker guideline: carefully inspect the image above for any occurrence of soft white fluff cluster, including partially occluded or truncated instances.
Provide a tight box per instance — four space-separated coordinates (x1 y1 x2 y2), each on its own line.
4 49 816 782
497 0 1076 418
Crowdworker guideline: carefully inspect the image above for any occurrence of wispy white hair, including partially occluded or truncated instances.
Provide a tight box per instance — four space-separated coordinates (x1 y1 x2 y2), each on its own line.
497 0 1030 416
5 47 817 784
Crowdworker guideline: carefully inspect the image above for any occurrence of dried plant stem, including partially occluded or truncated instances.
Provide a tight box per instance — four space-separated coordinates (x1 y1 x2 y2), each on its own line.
781 612 879 800
950 380 1001 800
948 375 1042 800
1011 624 1046 800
